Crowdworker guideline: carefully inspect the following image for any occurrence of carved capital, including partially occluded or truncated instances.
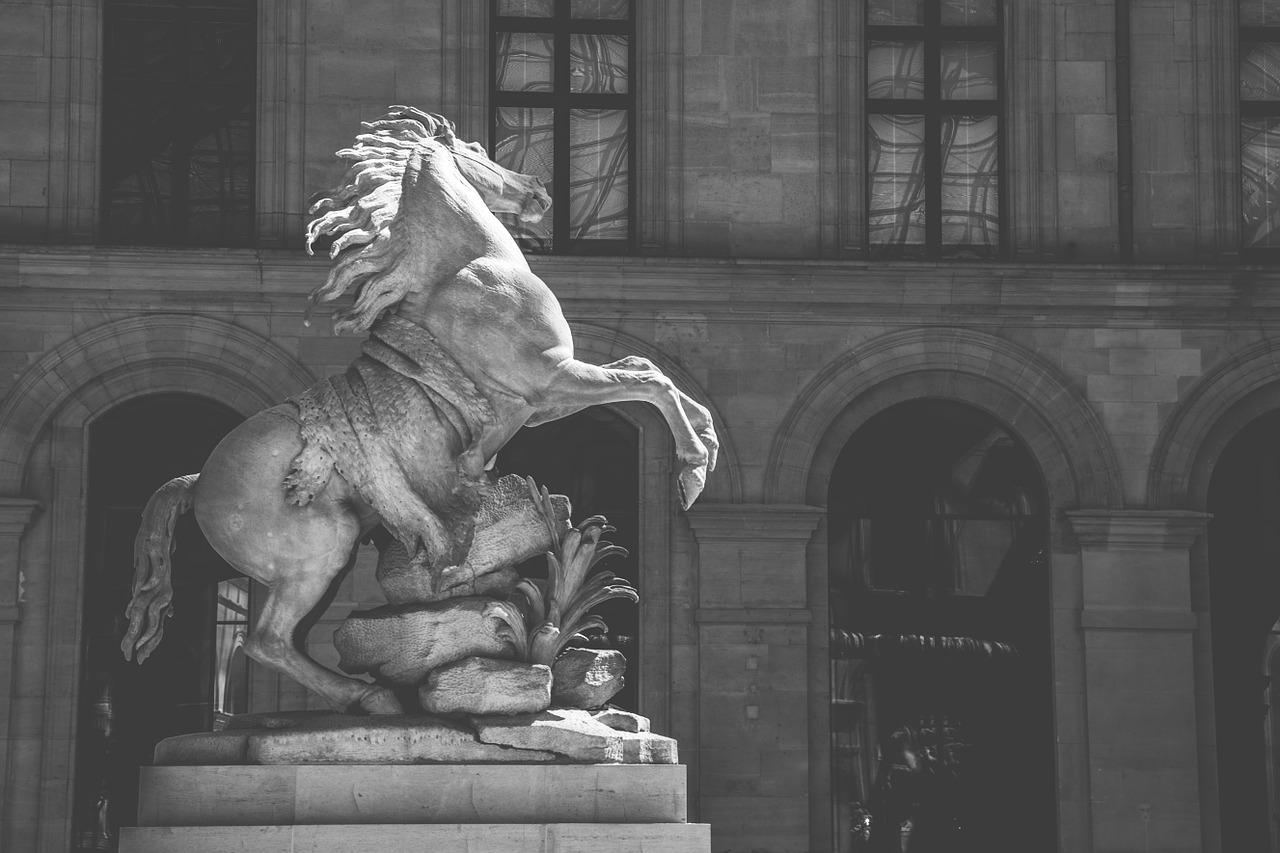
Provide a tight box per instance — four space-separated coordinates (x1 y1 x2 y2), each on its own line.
0 497 40 621
684 504 824 544
1066 509 1211 551
0 497 41 538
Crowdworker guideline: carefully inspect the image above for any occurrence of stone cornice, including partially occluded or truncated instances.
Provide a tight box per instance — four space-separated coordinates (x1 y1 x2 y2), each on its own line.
6 246 1280 324
1066 509 1211 551
0 497 41 535
685 504 825 543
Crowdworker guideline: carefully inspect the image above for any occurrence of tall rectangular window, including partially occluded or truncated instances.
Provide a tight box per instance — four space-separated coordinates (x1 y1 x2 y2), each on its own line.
101 1 256 247
1243 1 1280 250
491 0 634 253
866 0 1002 259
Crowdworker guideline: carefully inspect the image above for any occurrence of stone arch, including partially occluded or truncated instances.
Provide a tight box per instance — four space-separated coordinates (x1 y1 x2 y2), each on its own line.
1149 337 1280 509
765 327 1123 509
0 314 314 494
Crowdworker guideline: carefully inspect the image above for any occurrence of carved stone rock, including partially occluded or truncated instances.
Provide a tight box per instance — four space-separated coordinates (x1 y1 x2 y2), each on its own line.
592 708 650 733
471 708 625 763
334 597 513 687
551 648 627 709
376 475 572 605
420 657 553 716
616 730 679 764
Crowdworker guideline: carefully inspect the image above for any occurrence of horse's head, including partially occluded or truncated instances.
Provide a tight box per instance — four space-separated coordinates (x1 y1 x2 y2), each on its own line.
442 135 551 224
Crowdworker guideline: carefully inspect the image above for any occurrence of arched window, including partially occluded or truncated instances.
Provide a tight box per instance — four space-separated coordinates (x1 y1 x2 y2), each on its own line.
828 399 1052 853
72 394 244 852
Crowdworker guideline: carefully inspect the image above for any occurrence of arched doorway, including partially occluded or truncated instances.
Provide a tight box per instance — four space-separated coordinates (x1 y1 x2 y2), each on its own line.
71 393 244 852
1207 408 1280 852
494 407 641 710
827 399 1054 852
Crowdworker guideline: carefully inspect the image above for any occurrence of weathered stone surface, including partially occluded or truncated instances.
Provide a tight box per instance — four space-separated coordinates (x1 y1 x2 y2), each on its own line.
377 475 572 604
616 731 679 764
420 657 552 715
592 708 650 733
334 597 514 686
472 708 625 763
153 730 250 765
551 648 627 708
243 714 555 764
137 764 691 826
121 823 712 852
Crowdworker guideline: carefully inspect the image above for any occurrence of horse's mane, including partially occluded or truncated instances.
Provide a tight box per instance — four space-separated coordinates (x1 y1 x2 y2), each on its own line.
304 107 456 334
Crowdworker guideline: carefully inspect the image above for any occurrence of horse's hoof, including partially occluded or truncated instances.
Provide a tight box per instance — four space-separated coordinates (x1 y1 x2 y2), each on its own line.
357 687 404 715
678 465 706 510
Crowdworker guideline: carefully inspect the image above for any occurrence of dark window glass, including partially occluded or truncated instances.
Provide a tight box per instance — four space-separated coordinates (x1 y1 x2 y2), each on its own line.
101 1 256 247
866 0 1002 259
492 0 634 253
1242 4 1280 250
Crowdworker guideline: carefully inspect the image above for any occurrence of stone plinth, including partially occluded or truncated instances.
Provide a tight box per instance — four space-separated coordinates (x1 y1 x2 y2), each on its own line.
121 764 708 853
120 823 711 853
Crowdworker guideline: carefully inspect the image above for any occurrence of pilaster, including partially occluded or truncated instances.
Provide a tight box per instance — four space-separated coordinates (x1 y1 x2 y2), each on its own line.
685 504 823 853
1066 509 1211 853
0 497 42 849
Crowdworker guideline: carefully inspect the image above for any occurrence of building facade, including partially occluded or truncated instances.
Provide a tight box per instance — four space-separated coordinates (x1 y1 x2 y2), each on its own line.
1 1 1279 852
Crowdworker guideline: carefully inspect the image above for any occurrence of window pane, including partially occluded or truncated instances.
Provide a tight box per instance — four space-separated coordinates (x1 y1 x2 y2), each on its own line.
941 115 1000 254
1241 0 1280 26
496 32 555 92
499 0 554 16
868 115 927 248
189 19 254 84
941 0 998 26
106 16 181 82
1242 43 1280 101
571 0 629 19
941 41 998 99
103 96 177 241
1243 118 1280 248
869 0 922 25
495 107 555 247
187 102 254 245
569 109 629 240
570 34 628 93
868 41 925 100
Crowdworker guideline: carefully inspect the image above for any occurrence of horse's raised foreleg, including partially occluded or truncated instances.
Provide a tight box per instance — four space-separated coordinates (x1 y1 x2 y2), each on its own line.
532 358 718 508
246 571 403 715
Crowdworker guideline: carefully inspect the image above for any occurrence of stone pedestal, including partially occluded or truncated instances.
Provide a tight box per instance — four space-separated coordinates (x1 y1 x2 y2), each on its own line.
119 763 710 852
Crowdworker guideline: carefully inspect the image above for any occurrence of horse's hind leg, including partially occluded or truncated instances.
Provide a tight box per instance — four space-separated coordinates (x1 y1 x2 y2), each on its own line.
246 570 403 714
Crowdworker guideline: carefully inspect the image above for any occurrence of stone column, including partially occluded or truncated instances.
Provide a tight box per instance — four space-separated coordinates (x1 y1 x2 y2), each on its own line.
0 497 41 816
1066 509 1210 853
685 504 823 853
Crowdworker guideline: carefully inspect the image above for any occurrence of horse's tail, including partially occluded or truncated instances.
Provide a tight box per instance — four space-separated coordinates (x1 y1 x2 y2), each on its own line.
120 474 199 664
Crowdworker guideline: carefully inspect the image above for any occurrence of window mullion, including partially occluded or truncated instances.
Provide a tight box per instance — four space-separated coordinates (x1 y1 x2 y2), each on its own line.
553 1 571 249
925 18 942 255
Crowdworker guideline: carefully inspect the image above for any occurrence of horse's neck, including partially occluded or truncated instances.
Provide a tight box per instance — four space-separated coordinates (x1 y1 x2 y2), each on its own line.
393 157 525 330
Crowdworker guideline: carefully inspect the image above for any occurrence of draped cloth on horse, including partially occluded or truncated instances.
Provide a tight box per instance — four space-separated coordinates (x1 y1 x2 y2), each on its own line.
283 314 502 562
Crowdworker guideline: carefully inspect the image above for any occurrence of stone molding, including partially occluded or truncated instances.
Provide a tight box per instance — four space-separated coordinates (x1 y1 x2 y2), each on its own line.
684 504 824 544
766 326 1124 509
1066 509 1211 551
1149 336 1280 507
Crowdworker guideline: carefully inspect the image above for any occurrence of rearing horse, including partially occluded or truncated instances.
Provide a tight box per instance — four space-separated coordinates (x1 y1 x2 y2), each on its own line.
120 108 718 715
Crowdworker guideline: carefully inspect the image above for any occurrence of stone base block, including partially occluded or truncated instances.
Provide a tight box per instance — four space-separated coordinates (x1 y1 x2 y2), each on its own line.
136 764 690 826
121 823 710 853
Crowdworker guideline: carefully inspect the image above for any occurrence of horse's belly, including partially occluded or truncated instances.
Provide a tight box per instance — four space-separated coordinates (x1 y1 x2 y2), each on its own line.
194 406 366 579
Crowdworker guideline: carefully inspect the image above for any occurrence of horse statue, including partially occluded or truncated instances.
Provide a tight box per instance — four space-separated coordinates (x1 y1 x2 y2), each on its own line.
120 107 718 715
